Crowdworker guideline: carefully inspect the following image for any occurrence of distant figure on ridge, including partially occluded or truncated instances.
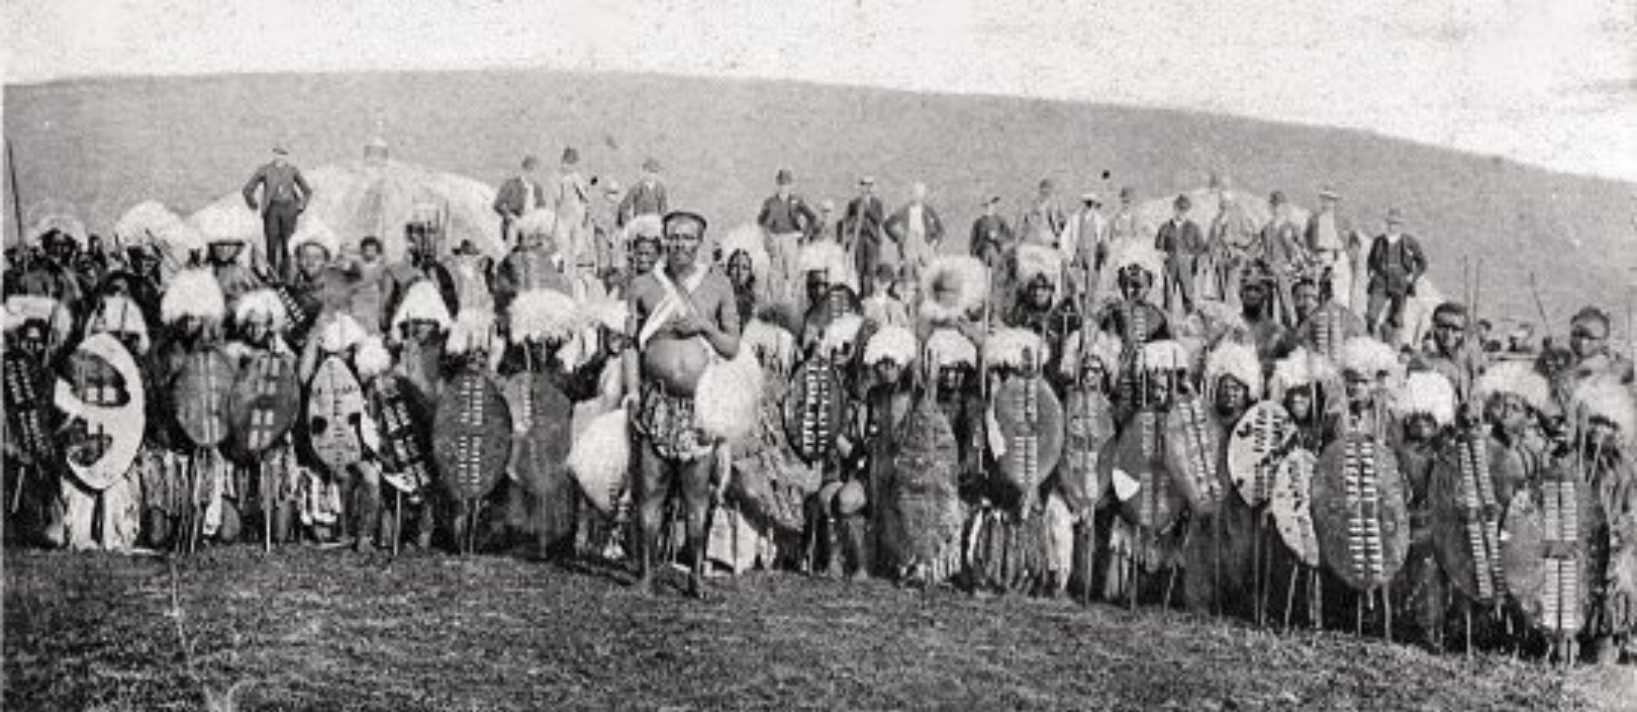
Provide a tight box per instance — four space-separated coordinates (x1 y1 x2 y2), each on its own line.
494 155 546 248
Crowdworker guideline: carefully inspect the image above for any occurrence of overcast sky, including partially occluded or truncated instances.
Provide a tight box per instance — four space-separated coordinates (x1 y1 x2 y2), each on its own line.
5 0 1635 182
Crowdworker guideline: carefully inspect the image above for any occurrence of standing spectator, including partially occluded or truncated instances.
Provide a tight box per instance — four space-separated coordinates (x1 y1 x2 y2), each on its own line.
493 155 546 248
1260 190 1308 324
883 181 945 278
1206 190 1258 301
1107 186 1144 248
617 157 668 228
1364 208 1427 341
970 195 1014 271
1063 191 1109 291
841 176 886 295
809 199 838 244
759 168 819 288
555 147 595 287
1305 185 1359 312
1018 178 1066 248
1154 194 1205 313
242 144 313 282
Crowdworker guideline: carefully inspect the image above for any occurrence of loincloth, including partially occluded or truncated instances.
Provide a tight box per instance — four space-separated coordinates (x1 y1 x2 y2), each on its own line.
636 382 714 463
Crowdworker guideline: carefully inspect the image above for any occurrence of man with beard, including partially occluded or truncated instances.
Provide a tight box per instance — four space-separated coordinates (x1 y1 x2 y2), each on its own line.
1259 191 1309 324
1238 261 1291 364
625 211 743 597
619 157 669 229
1364 208 1427 342
495 209 572 313
1292 268 1366 363
1018 178 1066 249
1154 194 1205 314
493 155 546 247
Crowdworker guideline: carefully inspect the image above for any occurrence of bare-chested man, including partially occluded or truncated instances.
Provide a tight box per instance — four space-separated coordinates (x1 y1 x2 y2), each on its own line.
624 211 742 597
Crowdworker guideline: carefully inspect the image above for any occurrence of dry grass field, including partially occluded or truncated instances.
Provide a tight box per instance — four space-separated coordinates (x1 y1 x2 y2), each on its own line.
4 546 1622 711
5 69 1636 328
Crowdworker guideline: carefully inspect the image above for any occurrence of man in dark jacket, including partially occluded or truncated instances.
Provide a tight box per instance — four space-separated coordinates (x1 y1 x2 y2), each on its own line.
1365 208 1427 340
841 176 886 295
1154 194 1205 313
243 145 313 283
970 196 1014 271
617 157 669 228
493 155 546 248
759 168 819 287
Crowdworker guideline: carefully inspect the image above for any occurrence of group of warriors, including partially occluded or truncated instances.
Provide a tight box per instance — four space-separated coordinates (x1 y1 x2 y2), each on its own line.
4 158 1635 668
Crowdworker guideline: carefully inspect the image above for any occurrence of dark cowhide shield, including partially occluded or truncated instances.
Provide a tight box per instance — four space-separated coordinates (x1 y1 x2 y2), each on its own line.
367 372 435 488
228 350 301 459
504 371 575 542
1502 463 1597 638
173 348 233 448
1271 448 1321 568
4 349 55 466
55 334 145 491
1430 434 1508 605
434 366 512 500
306 355 369 474
991 374 1064 513
1104 410 1182 532
782 358 848 465
887 393 963 570
1313 434 1409 592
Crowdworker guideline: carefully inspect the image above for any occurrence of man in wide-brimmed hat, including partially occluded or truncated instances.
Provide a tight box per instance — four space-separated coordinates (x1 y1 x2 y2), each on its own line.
1064 191 1109 296
1304 184 1358 311
1018 177 1066 249
242 144 313 283
883 181 945 279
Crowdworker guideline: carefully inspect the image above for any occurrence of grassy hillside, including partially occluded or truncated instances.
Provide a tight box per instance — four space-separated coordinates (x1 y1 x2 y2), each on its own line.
5 69 1634 330
5 547 1616 710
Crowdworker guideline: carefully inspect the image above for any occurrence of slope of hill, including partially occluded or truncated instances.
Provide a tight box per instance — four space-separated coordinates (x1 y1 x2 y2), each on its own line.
5 69 1633 329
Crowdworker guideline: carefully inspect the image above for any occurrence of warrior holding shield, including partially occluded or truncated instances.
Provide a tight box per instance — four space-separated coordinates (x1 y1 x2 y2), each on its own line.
626 211 743 597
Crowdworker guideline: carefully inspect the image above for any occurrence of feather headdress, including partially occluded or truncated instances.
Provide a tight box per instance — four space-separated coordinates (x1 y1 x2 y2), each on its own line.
507 288 582 344
1206 340 1264 399
799 240 858 292
919 255 990 324
1269 348 1338 402
316 312 368 354
114 201 184 248
234 289 289 332
1570 375 1636 437
983 327 1050 370
1340 336 1402 381
29 211 88 248
1140 339 1191 373
514 209 557 240
818 313 865 356
742 317 798 373
389 280 453 337
161 268 227 325
188 203 258 246
4 295 69 338
87 295 150 354
1058 329 1123 380
585 298 629 333
353 336 394 379
1110 240 1165 279
623 214 663 243
446 308 499 356
1474 360 1552 413
719 224 771 286
863 325 918 367
1013 243 1063 295
288 215 340 257
925 328 978 368
1394 370 1456 426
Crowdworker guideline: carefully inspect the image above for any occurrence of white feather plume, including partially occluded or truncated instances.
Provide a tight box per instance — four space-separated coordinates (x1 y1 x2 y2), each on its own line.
1394 370 1456 426
1206 340 1264 399
507 288 583 344
983 327 1050 370
160 268 226 325
863 325 918 367
925 328 978 368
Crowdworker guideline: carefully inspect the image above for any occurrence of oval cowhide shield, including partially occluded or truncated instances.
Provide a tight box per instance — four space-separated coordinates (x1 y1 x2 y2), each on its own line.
228 350 301 458
1059 387 1115 515
1104 410 1181 532
888 394 963 570
1165 394 1226 516
1313 434 1409 592
991 375 1064 511
4 349 55 467
1501 465 1597 637
173 348 233 448
306 355 369 474
504 371 574 541
1271 448 1321 568
1227 401 1295 509
434 366 512 500
1430 435 1508 605
54 333 145 491
782 359 847 465
368 373 434 483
